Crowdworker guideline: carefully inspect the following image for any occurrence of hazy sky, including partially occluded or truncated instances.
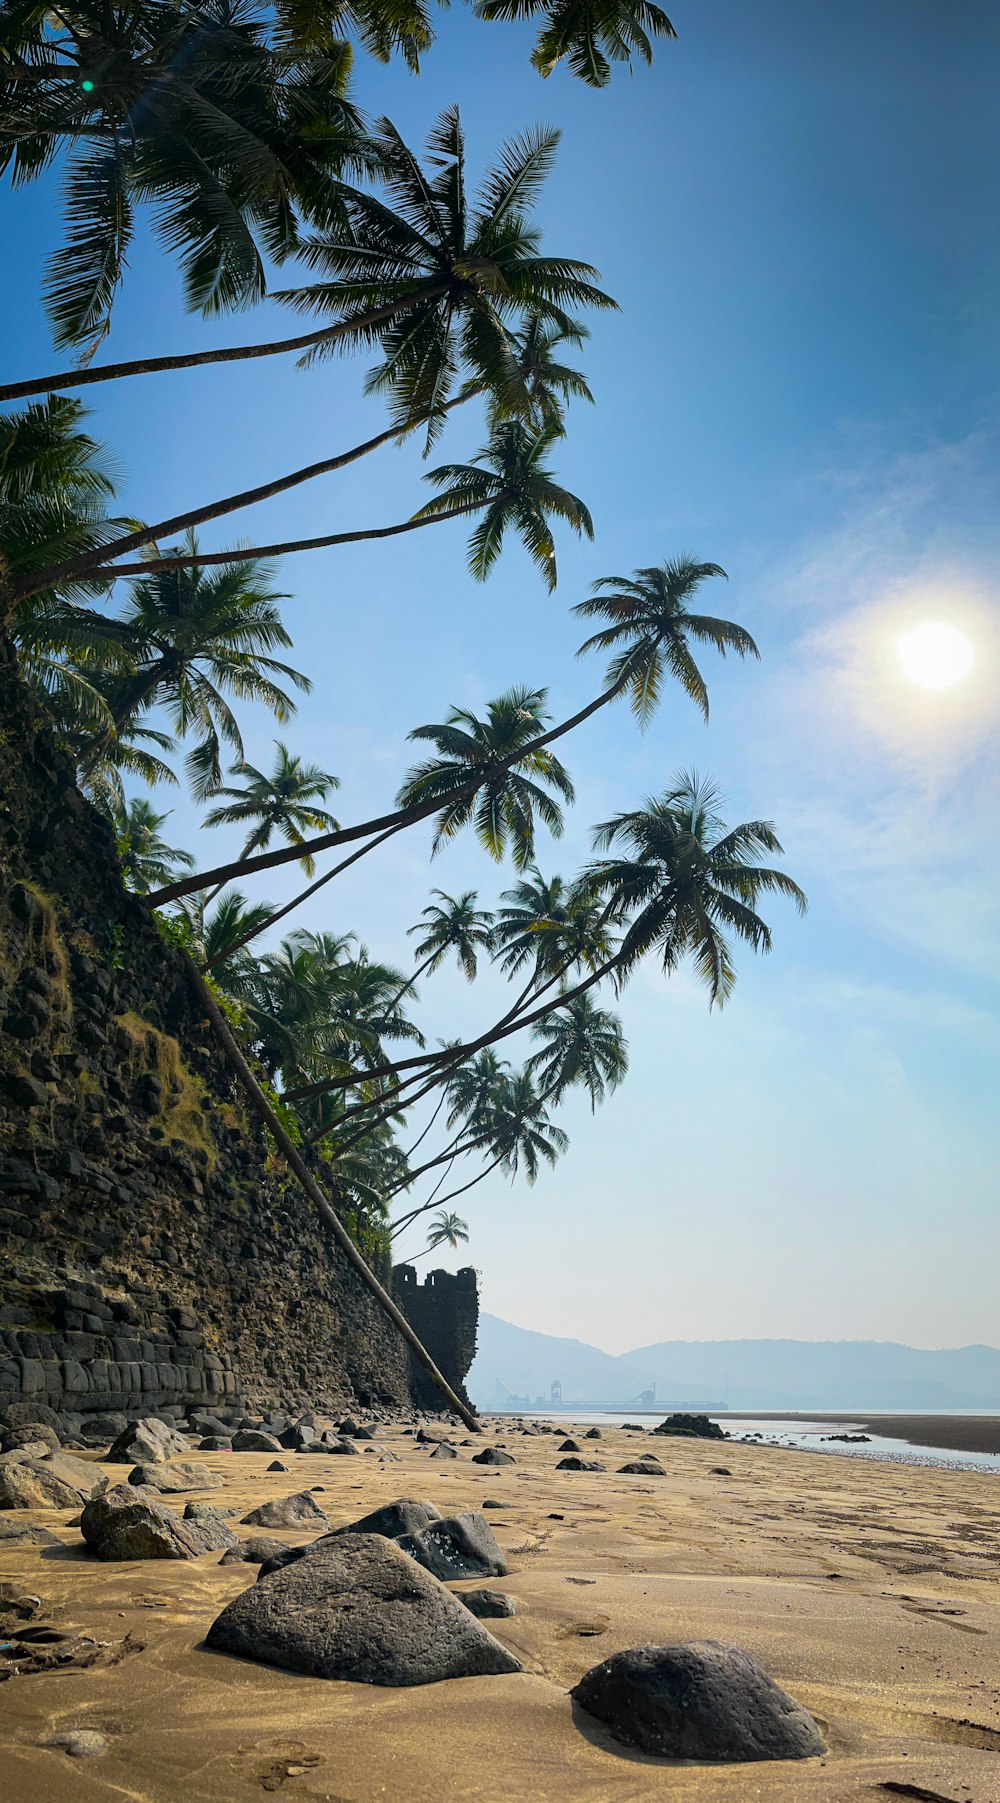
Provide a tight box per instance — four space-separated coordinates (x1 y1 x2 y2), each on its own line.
6 1 998 1352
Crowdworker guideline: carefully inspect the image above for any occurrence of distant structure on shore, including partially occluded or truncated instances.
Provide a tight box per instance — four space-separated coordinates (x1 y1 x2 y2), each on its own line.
492 1376 726 1413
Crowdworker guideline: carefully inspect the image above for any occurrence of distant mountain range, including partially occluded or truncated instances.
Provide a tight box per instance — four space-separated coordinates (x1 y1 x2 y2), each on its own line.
467 1315 1000 1412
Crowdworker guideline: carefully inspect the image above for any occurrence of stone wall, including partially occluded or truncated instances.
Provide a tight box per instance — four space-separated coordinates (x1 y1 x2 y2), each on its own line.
0 637 477 1420
394 1266 479 1412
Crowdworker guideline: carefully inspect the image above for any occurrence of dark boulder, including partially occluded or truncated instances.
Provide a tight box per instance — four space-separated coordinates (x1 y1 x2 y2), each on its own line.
652 1414 727 1441
335 1498 442 1541
430 1442 458 1460
241 1490 330 1530
2 1423 61 1455
584 1428 603 1440
556 1457 606 1472
81 1484 237 1559
205 1533 523 1686
220 1536 293 1566
461 1589 517 1619
231 1430 284 1454
127 1461 221 1493
618 1459 666 1476
559 1439 581 1453
472 1448 515 1467
107 1418 190 1464
398 1512 507 1582
572 1642 826 1762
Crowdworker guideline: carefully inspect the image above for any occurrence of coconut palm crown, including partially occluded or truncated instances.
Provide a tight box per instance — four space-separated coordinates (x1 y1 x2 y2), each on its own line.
280 107 615 440
396 686 575 867
586 772 807 1005
415 421 592 590
573 557 759 724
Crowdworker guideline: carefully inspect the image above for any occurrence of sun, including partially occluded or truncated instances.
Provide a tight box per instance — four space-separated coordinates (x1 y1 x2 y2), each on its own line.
898 621 975 690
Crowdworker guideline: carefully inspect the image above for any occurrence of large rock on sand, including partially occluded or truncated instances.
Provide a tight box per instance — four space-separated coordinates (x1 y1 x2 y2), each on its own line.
336 1499 442 1541
127 1461 222 1493
231 1430 283 1454
81 1485 237 1559
0 1449 100 1509
220 1536 294 1566
1 1422 62 1455
397 1512 508 1582
206 1533 523 1685
107 1418 191 1464
572 1642 826 1762
241 1490 330 1530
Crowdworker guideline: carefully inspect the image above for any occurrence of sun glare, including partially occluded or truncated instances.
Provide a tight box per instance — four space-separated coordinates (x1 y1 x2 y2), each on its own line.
898 621 975 690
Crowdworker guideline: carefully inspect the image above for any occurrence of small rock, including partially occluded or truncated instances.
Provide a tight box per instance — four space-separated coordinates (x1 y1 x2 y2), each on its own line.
618 1460 666 1476
183 1500 239 1521
584 1428 603 1440
472 1448 515 1467
461 1589 516 1619
41 1731 108 1759
430 1442 458 1460
556 1457 606 1472
241 1490 330 1530
0 1520 63 1546
220 1536 293 1566
197 1436 233 1452
572 1641 826 1762
267 1460 289 1472
206 1534 523 1685
558 1439 581 1453
710 1467 733 1477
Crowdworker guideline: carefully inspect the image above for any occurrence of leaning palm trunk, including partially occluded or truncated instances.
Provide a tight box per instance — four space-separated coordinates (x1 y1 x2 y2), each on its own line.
181 948 480 1432
14 498 488 604
0 292 451 407
150 650 638 909
21 396 470 603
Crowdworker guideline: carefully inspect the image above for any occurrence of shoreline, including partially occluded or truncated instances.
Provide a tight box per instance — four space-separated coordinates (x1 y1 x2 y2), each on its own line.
712 1411 1000 1456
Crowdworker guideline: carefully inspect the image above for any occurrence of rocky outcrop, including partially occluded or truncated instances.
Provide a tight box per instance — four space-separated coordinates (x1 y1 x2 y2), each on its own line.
0 640 478 1421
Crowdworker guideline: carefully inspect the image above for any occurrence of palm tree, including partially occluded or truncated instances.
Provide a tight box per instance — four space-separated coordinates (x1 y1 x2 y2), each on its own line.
475 0 677 87
202 742 340 898
1 104 614 408
407 1210 470 1261
113 797 194 894
415 421 593 590
0 3 375 351
492 867 615 991
170 888 276 1008
404 890 496 990
573 557 759 723
396 686 575 868
525 993 627 1108
586 773 808 1005
146 550 752 911
495 312 594 433
85 538 309 797
0 396 135 628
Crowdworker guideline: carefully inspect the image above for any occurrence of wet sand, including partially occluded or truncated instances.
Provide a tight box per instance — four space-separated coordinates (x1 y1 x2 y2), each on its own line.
716 1413 1000 1456
2 1418 999 1802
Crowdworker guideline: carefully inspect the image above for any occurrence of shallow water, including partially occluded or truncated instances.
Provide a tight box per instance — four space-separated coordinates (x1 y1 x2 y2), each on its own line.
512 1410 1000 1475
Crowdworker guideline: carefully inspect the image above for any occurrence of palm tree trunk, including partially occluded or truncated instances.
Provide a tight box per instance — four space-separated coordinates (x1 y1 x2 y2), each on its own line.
201 819 407 973
403 1091 448 1161
378 1130 493 1198
0 289 451 406
14 497 488 604
148 655 636 908
22 397 469 602
180 947 481 1431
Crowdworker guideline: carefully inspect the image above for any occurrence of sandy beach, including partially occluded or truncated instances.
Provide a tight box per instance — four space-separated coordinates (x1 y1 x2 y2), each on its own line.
2 1418 999 1803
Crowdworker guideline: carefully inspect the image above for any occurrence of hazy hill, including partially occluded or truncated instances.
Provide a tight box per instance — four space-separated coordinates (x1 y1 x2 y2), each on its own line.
468 1316 1000 1411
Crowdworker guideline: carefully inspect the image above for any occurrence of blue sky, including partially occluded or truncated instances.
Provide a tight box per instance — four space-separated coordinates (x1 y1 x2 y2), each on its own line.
5 1 998 1352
